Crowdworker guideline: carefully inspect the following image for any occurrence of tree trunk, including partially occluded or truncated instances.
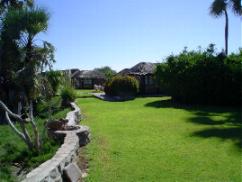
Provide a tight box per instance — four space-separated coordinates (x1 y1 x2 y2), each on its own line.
29 100 41 151
5 111 33 150
0 100 35 151
224 9 229 55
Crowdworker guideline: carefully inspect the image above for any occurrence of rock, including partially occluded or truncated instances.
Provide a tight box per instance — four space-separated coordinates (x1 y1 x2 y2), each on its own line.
63 163 82 182
50 168 60 179
76 127 90 147
81 172 88 178
54 176 62 182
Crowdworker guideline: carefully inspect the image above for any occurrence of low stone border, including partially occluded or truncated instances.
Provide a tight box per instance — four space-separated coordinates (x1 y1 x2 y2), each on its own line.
66 102 81 126
23 102 90 182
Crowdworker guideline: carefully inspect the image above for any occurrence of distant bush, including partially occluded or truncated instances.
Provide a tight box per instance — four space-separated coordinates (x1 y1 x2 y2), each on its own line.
94 66 117 80
105 76 139 97
60 86 76 106
155 45 242 106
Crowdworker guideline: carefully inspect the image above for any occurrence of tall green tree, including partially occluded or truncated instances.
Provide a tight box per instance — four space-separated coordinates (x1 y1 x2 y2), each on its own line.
0 3 55 152
210 0 241 55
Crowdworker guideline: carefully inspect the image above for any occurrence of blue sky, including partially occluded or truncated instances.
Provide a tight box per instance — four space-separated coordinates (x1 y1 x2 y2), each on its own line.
36 0 241 71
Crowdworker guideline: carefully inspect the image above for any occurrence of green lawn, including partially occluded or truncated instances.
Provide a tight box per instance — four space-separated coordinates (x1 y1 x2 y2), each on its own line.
77 92 241 182
0 97 70 182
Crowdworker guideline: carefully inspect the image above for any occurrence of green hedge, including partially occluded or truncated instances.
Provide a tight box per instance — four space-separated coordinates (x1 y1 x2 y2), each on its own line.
155 45 242 106
105 76 139 97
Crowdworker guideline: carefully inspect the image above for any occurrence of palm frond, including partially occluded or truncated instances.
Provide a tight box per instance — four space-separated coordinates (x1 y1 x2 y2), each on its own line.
3 7 49 39
229 0 242 15
210 0 227 17
3 9 25 39
24 7 49 35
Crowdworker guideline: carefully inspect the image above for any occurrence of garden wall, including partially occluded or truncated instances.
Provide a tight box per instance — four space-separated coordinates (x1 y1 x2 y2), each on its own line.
23 103 90 182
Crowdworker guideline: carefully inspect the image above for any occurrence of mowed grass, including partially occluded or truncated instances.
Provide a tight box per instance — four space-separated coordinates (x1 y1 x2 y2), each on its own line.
76 91 241 182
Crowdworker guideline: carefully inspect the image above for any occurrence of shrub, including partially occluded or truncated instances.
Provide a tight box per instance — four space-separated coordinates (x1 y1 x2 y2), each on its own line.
155 45 242 106
60 86 76 106
45 71 63 95
35 96 62 118
105 76 139 97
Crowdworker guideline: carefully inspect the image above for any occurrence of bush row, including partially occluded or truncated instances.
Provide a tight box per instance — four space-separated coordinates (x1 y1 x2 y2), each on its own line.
155 45 242 106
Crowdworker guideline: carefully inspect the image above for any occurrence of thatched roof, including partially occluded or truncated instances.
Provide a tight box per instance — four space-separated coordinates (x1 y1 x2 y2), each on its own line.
119 62 157 75
76 70 106 79
118 68 130 75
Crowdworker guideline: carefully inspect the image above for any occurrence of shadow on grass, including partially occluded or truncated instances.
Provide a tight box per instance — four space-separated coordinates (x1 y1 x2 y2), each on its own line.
145 98 242 149
189 112 241 149
188 112 241 126
188 116 226 125
192 127 242 149
76 95 94 99
145 99 176 108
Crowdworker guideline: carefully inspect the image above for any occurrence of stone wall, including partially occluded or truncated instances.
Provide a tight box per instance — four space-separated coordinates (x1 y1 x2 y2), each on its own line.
23 102 90 182
66 102 81 126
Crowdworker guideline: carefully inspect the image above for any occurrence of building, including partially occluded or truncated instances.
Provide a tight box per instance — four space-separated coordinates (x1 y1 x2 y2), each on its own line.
118 62 159 94
71 70 106 89
60 69 106 89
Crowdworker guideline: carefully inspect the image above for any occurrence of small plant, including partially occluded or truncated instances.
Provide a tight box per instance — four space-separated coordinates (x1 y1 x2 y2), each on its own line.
105 76 139 97
60 86 76 106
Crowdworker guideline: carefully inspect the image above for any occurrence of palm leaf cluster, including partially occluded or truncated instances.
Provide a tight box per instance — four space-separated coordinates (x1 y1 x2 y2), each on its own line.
210 0 241 55
210 0 241 16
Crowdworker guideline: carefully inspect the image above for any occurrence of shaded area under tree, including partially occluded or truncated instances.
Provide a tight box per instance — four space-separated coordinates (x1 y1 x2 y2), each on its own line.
145 98 241 149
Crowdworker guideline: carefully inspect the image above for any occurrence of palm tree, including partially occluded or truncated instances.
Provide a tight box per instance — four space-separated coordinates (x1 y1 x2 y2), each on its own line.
210 0 241 55
0 6 53 152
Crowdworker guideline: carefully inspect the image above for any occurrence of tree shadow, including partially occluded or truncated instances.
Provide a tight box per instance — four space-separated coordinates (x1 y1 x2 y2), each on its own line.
144 98 200 110
189 116 226 125
76 95 94 99
192 127 242 149
145 98 242 149
188 111 241 126
145 99 169 108
189 111 241 149
145 98 241 114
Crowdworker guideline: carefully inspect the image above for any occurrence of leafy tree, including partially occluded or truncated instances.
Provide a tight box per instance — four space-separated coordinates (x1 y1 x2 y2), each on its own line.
210 0 241 55
0 2 55 152
94 66 117 80
155 45 242 105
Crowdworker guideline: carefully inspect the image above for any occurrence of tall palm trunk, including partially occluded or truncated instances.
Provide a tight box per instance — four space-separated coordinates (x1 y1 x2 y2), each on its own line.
224 9 229 55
